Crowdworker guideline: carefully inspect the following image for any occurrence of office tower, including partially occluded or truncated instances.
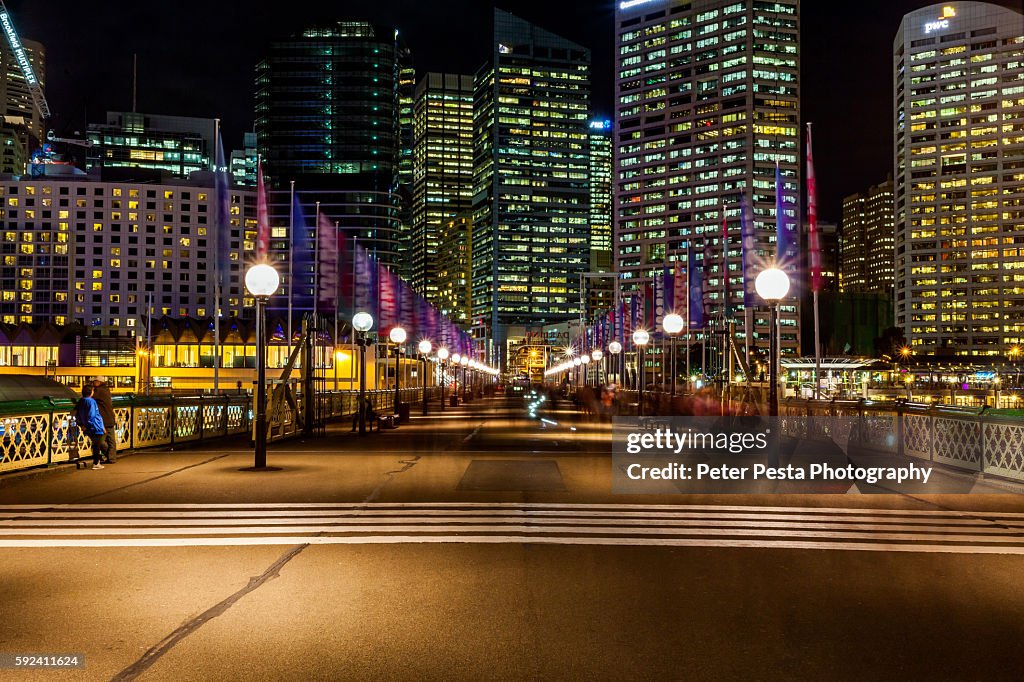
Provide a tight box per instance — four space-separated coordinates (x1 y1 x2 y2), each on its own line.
410 73 474 306
230 132 258 187
587 118 615 317
437 215 473 324
86 112 216 179
841 177 895 294
256 22 410 271
0 34 44 146
472 9 591 366
0 176 254 334
614 0 801 357
894 2 1024 356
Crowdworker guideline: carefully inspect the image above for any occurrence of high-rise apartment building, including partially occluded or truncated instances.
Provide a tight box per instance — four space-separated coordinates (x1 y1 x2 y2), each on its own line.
0 176 255 335
472 9 591 366
589 119 613 272
840 178 895 294
410 73 474 306
894 2 1024 356
255 22 410 271
614 0 801 358
86 112 216 179
0 34 44 146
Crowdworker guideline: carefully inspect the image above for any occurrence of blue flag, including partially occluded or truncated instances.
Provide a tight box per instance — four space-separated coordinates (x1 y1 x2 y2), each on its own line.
740 191 757 307
688 246 705 329
775 163 798 278
291 195 315 315
214 133 231 289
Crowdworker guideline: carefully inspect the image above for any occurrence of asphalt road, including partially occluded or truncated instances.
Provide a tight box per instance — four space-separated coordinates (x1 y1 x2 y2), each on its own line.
1 396 1023 681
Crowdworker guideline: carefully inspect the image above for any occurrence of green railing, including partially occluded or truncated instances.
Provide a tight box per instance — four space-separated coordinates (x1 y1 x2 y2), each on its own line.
0 387 439 476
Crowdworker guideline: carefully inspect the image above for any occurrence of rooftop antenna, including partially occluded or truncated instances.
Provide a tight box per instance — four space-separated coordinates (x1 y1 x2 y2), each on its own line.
132 53 137 112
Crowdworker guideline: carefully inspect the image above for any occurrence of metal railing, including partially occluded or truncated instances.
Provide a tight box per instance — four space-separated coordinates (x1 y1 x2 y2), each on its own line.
782 398 1024 482
0 387 441 476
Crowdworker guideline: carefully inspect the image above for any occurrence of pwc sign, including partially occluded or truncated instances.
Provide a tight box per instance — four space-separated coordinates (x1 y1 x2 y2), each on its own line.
925 6 957 34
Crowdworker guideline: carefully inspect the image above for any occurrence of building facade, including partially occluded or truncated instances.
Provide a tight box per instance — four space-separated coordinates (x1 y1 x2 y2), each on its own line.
255 22 409 271
0 175 256 335
437 215 473 325
85 112 216 179
471 9 592 367
410 73 474 306
840 177 895 294
613 0 802 358
894 2 1024 356
0 34 45 147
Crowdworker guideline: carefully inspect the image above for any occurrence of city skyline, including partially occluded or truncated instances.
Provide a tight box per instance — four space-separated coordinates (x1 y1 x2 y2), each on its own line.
11 0 1023 223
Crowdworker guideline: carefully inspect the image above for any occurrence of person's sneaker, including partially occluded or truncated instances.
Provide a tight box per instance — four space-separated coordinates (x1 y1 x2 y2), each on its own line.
92 463 104 470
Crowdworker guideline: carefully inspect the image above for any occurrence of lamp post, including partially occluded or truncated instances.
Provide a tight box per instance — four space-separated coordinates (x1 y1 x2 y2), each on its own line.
633 329 650 416
244 263 280 469
581 354 591 388
437 347 449 410
352 311 374 435
755 267 790 417
418 339 432 415
608 340 622 387
592 349 604 387
389 326 407 419
663 313 684 397
460 355 469 401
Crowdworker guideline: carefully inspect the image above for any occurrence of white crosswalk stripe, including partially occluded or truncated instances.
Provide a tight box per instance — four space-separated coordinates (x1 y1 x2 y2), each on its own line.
1 503 1024 553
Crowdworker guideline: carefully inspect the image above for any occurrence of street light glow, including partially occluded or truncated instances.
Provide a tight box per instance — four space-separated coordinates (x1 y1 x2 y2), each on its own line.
592 349 603 361
663 312 684 335
418 339 432 354
437 348 449 361
608 341 622 355
633 329 650 347
389 326 407 344
352 311 374 332
754 267 790 302
244 263 280 298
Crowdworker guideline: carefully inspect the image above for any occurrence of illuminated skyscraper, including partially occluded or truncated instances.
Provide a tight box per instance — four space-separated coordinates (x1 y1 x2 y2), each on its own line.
894 2 1024 356
472 9 591 366
411 73 474 306
588 119 615 315
255 22 409 270
841 178 895 294
613 0 801 357
0 34 44 145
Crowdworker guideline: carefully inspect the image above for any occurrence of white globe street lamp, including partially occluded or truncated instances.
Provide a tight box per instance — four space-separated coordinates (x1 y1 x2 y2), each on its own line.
633 329 651 416
244 263 280 470
755 267 791 417
388 326 407 421
663 312 685 397
418 339 432 415
351 311 374 435
437 348 449 411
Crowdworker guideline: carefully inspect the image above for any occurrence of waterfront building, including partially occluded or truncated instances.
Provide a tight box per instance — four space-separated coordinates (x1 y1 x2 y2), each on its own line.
894 2 1024 356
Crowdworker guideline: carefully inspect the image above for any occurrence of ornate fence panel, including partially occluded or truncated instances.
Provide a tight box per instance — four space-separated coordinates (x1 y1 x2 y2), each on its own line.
983 420 1024 479
0 412 54 472
903 414 932 461
133 406 172 449
932 416 983 471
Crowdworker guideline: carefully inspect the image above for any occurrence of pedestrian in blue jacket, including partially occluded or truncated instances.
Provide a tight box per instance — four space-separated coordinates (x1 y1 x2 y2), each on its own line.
74 385 106 470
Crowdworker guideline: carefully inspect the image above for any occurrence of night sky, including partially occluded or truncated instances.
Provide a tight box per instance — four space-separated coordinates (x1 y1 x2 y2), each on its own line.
10 0 1023 222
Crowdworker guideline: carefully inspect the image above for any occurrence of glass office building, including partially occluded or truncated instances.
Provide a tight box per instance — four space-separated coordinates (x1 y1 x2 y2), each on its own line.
471 9 592 367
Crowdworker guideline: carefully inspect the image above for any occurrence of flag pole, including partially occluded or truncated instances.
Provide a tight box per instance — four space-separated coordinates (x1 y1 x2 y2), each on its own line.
808 123 822 399
288 180 295 355
213 118 221 395
685 243 691 391
314 201 320 315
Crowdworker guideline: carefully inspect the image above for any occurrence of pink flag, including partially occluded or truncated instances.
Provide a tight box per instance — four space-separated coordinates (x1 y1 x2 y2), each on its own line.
807 124 822 293
255 158 270 260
